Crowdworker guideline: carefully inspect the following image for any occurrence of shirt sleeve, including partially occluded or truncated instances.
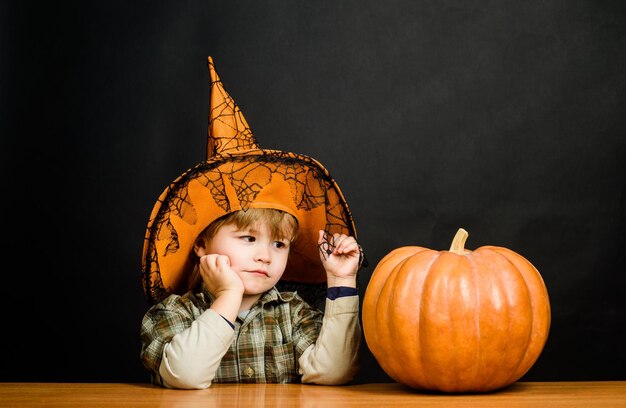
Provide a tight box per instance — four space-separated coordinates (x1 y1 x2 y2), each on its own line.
298 295 361 385
139 294 234 389
326 286 358 300
159 309 234 389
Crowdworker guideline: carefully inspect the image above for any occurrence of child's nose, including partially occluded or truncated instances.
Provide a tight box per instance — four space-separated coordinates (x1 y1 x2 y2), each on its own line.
254 246 271 264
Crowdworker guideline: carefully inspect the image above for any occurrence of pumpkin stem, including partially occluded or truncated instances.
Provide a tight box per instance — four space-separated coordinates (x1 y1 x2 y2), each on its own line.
449 228 469 254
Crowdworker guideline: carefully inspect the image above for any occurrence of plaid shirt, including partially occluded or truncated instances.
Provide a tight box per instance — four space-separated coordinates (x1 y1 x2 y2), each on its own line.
140 286 324 384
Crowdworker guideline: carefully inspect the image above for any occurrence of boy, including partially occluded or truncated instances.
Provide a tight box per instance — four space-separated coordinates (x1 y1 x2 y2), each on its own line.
139 57 365 389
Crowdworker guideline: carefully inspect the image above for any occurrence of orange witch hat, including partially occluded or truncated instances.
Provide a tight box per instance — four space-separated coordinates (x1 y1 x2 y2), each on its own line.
141 56 358 305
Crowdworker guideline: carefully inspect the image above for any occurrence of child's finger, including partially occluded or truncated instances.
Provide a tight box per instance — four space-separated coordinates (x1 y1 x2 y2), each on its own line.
334 235 356 253
216 254 231 268
318 230 326 244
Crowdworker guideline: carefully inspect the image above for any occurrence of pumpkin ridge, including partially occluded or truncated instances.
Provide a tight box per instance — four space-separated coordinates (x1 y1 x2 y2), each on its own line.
487 246 550 384
378 252 416 381
392 250 440 387
419 250 457 390
468 251 483 391
416 251 442 389
479 248 525 390
489 247 534 386
363 247 423 364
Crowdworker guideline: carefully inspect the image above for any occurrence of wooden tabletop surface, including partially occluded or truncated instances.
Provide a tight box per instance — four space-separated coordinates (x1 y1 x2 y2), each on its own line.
1 381 625 407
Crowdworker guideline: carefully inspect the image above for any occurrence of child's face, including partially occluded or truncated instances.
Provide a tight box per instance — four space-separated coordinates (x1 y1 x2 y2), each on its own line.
206 221 291 295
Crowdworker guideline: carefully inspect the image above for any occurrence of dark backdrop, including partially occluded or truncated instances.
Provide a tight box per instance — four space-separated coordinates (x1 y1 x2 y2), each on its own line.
2 0 624 383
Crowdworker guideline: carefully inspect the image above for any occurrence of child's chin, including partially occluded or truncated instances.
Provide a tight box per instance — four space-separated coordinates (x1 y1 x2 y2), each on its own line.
243 282 274 295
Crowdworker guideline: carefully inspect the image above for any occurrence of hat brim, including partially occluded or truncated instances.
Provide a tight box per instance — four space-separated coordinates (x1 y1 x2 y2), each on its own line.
141 149 356 305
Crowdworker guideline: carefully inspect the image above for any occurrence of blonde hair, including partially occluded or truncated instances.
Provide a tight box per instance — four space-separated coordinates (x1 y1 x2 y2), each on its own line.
187 208 299 291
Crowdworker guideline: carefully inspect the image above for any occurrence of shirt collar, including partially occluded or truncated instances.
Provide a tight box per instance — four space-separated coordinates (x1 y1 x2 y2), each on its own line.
199 284 296 307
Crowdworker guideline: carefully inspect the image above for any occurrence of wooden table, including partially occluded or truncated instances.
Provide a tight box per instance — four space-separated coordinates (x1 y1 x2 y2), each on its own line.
1 382 625 407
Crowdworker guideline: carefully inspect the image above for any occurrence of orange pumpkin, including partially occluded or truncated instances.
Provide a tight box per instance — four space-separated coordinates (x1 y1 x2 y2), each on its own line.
362 228 551 393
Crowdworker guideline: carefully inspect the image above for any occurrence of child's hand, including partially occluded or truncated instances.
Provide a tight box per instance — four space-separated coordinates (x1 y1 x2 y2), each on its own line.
318 230 361 288
198 254 244 298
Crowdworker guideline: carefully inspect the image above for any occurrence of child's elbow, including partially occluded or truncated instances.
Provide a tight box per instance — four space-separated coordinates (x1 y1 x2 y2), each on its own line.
301 365 358 385
159 360 214 389
162 372 213 389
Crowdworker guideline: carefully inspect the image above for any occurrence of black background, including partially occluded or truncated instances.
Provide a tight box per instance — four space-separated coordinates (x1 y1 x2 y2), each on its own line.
2 0 625 383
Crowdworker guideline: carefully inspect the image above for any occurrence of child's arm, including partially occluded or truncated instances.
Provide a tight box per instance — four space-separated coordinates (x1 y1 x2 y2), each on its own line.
140 295 235 389
298 295 361 384
296 231 363 384
157 254 244 389
197 253 244 323
158 308 234 389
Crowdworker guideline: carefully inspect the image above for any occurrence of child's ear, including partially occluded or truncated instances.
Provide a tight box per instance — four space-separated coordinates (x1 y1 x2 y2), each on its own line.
193 237 207 256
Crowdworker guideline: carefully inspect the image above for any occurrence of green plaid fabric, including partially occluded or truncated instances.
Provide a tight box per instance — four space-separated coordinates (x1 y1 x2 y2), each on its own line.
140 286 323 385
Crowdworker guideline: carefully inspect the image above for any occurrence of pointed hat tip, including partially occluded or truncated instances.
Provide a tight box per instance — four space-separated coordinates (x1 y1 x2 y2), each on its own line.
207 55 219 82
206 55 258 156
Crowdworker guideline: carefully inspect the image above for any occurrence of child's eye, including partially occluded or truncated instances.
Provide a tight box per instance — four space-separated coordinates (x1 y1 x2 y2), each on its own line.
241 235 256 242
274 241 289 249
